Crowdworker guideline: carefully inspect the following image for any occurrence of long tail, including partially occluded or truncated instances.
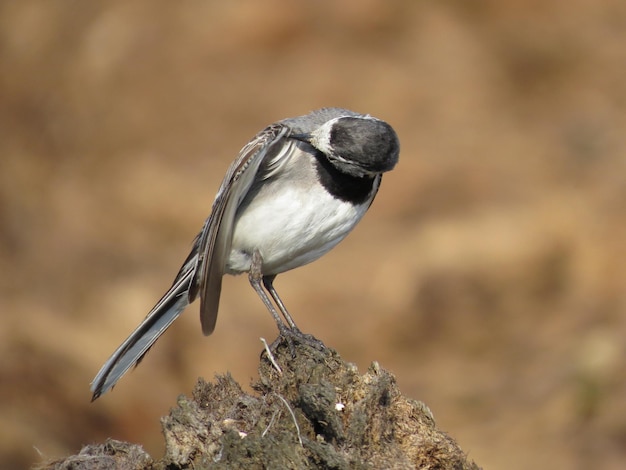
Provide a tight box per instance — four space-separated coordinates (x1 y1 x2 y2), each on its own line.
90 266 195 401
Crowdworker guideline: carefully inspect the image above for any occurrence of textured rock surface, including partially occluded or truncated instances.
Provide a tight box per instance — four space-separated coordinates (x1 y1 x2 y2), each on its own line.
41 339 480 469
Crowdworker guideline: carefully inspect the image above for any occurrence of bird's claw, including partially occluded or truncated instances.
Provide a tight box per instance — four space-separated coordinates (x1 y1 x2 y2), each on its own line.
271 325 325 357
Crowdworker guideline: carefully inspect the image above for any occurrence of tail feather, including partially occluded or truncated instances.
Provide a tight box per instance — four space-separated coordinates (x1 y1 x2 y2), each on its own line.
90 269 194 400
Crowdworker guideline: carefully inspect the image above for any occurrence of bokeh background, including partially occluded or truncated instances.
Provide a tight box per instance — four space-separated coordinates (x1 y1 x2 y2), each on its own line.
1 1 625 469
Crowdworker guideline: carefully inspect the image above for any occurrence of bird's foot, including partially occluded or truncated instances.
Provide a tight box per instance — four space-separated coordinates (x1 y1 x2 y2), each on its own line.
272 324 325 357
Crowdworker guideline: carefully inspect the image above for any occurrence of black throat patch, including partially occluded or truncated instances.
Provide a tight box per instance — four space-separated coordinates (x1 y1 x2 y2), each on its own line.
313 151 378 205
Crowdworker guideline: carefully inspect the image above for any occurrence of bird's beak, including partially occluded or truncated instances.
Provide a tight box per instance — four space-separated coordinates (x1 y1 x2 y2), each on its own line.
290 132 312 143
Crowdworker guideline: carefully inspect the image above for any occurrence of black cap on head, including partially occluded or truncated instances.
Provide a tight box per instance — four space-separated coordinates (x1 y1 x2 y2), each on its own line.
330 117 399 173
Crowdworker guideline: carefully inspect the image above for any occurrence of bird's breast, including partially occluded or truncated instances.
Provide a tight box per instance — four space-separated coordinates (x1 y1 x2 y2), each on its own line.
226 178 374 275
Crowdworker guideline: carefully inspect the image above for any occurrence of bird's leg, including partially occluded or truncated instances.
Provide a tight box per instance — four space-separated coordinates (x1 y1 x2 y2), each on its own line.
262 274 299 330
249 251 301 357
249 251 325 354
263 274 326 351
248 251 292 338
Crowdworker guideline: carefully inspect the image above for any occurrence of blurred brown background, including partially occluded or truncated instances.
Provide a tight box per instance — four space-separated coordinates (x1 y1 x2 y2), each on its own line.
1 1 625 469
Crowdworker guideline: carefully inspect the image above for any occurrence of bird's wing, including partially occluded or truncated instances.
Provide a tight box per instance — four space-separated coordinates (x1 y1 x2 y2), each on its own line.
90 123 290 400
191 123 290 335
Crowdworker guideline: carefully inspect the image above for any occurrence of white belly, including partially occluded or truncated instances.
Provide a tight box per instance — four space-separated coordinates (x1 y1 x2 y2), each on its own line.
227 182 370 275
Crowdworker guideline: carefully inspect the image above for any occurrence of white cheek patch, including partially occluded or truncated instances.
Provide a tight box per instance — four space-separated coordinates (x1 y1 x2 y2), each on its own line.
310 117 342 155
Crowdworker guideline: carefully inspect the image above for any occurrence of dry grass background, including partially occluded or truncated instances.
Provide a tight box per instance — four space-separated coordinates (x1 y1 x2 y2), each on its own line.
1 1 625 469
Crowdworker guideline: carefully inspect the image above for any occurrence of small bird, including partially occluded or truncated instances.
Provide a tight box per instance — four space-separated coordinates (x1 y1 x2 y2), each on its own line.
90 107 399 400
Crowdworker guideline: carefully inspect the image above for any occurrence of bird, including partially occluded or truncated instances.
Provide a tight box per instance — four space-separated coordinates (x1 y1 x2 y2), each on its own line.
90 107 400 400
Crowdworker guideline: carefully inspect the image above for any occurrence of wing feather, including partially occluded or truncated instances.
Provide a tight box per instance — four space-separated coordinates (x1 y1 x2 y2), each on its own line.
194 124 290 335
90 123 291 398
